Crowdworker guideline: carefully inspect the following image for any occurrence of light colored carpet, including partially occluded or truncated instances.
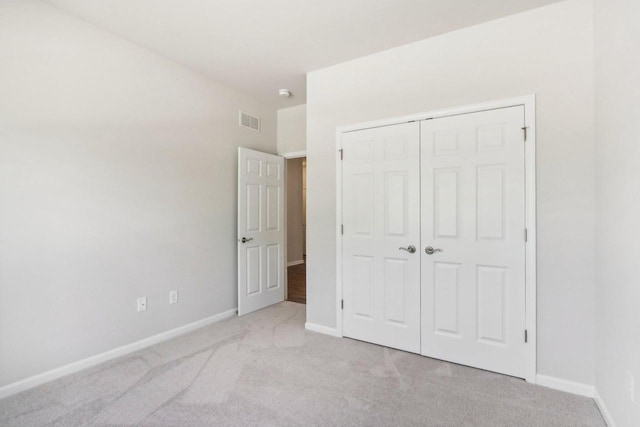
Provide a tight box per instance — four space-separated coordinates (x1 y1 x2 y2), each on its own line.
0 302 604 426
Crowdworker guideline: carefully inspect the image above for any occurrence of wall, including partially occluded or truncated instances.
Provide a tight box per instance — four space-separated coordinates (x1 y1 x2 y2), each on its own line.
277 104 307 155
306 0 595 385
286 158 305 264
0 0 276 388
594 0 640 424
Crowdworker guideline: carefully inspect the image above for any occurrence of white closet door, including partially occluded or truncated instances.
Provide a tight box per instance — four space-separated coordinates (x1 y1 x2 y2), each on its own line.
237 147 285 316
342 122 421 353
420 107 527 378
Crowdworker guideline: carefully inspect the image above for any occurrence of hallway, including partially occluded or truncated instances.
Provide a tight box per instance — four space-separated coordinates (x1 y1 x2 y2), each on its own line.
287 260 306 304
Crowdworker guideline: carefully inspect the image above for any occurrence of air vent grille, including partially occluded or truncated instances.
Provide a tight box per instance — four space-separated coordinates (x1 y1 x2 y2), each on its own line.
239 111 260 132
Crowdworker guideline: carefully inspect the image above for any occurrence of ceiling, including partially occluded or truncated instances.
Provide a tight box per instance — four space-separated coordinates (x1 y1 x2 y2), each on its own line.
45 0 562 108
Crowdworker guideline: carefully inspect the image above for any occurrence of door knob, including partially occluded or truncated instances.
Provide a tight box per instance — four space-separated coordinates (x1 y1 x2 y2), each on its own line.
424 246 442 255
399 245 416 254
240 237 253 243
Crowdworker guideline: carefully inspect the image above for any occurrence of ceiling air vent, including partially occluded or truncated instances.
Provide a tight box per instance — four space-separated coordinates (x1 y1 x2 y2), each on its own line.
239 110 260 132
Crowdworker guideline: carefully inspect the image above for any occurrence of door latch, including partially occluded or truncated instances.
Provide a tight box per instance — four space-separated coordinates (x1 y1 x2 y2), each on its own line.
399 245 416 254
424 246 443 255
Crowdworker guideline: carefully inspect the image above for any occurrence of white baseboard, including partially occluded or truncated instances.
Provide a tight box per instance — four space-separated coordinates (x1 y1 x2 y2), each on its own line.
287 260 304 267
536 374 595 397
0 308 237 400
305 322 341 337
594 388 616 427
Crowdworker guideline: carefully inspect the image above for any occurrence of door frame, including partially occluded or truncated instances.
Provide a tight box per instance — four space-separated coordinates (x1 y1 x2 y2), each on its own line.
335 95 537 383
282 150 307 302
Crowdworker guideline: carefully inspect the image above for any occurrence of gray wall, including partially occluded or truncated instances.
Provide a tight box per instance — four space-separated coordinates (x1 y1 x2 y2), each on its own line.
0 0 276 387
594 0 640 424
306 0 595 385
277 105 307 155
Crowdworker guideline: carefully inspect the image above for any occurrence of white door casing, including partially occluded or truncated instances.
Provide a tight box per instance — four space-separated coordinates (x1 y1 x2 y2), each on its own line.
420 106 527 378
237 147 285 316
341 122 421 353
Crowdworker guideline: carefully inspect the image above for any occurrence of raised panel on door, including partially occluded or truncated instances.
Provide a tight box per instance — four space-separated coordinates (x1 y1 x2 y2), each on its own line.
384 257 408 325
353 174 374 235
266 162 281 179
385 172 408 236
342 122 420 353
266 185 280 231
246 184 261 232
477 165 506 240
421 106 527 378
434 169 459 238
246 246 261 296
247 158 261 176
433 262 461 337
266 243 281 290
476 265 507 345
353 255 374 319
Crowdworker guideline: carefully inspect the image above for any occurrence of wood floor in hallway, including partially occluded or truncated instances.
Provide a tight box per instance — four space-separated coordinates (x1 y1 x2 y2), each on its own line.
287 260 306 304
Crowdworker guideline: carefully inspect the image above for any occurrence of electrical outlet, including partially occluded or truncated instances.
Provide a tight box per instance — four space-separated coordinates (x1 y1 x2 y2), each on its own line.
137 297 147 312
169 291 178 304
627 371 635 402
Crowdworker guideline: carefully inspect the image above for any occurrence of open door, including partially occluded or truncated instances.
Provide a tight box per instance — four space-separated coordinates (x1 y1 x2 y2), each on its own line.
237 147 285 316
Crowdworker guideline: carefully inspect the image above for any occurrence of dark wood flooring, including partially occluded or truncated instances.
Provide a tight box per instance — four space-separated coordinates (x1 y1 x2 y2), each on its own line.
286 260 306 304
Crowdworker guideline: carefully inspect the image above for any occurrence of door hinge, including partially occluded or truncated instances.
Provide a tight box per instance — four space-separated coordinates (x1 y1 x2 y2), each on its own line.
522 126 528 141
525 228 528 242
525 329 528 343
339 149 343 160
341 224 344 235
341 299 344 310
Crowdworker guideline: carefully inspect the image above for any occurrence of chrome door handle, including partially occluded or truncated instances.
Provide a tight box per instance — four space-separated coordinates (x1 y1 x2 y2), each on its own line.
399 245 416 254
424 246 442 255
240 237 253 243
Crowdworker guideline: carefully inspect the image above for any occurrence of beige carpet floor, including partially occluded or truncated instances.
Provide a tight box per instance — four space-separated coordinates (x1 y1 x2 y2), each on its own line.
0 302 604 426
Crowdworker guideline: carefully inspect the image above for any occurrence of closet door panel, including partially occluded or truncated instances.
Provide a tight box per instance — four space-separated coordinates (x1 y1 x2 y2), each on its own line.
342 122 421 353
421 106 527 378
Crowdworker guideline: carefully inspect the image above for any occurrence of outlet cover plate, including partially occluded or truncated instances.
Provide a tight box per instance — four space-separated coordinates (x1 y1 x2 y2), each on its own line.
137 297 147 312
169 291 178 304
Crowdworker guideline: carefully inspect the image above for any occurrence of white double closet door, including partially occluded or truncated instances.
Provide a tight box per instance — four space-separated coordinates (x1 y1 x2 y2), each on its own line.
342 106 527 378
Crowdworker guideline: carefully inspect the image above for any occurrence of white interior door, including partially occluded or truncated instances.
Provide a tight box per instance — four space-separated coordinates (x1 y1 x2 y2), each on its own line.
342 122 421 353
420 106 527 378
238 147 285 316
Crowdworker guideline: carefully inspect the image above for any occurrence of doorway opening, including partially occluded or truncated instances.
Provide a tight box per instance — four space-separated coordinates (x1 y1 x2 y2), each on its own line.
286 156 306 304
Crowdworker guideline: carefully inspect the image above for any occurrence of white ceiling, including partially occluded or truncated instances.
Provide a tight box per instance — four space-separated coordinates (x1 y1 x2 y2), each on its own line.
45 0 562 108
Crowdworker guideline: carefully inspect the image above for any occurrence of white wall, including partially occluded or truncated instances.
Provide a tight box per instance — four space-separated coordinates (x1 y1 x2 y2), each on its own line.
306 0 595 385
277 104 307 155
286 158 305 264
594 0 640 424
0 0 276 388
